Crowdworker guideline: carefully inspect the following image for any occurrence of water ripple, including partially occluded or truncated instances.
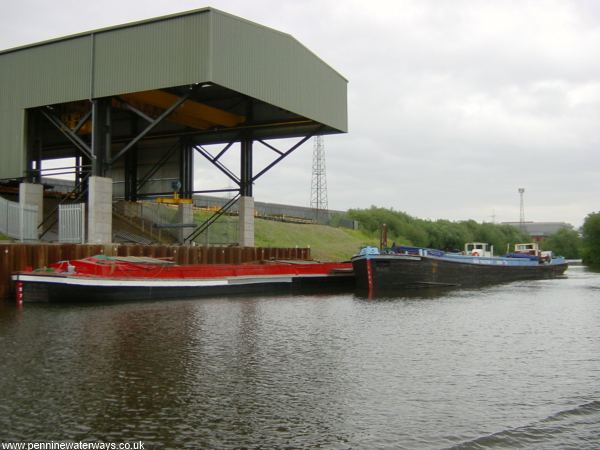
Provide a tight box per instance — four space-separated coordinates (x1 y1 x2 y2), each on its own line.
449 400 600 450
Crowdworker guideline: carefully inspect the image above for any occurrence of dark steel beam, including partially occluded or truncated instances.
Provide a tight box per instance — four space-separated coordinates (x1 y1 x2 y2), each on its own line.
26 111 41 182
180 138 193 199
118 100 155 124
124 116 139 201
136 140 179 193
194 144 240 186
252 129 322 182
214 140 236 161
257 139 284 156
193 188 239 194
240 139 253 197
109 86 196 165
91 98 111 176
35 119 321 154
130 190 179 198
124 146 138 201
72 109 92 134
39 107 93 160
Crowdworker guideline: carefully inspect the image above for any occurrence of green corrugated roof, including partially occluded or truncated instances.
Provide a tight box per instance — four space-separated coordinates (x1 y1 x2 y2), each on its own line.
1 7 347 105
0 7 347 83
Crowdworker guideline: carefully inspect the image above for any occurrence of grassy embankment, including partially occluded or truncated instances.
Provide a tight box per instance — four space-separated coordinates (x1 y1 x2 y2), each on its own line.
192 211 376 261
255 219 376 261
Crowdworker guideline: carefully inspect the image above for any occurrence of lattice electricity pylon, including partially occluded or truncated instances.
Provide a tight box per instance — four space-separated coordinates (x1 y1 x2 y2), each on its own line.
310 135 328 220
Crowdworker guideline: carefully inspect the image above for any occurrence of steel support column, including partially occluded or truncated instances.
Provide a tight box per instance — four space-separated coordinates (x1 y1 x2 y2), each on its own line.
124 117 139 201
240 139 253 197
91 98 111 176
26 111 42 183
124 147 138 201
180 138 194 199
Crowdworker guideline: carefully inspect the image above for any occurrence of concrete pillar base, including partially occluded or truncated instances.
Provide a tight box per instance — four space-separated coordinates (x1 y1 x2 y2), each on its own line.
19 182 44 236
239 196 255 247
88 176 113 244
177 203 194 243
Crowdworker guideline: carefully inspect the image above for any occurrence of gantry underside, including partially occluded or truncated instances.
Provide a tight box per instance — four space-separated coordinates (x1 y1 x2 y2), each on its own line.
26 82 335 201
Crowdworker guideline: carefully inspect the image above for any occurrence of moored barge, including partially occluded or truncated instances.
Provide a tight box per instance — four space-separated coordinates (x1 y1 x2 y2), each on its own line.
13 255 354 302
352 242 568 293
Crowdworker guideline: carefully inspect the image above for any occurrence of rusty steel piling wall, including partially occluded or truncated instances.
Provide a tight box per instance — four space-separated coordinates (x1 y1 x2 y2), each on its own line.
0 243 311 300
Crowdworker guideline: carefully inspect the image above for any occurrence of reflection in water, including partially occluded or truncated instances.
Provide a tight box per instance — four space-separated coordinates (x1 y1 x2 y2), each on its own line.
1 266 600 448
355 286 454 301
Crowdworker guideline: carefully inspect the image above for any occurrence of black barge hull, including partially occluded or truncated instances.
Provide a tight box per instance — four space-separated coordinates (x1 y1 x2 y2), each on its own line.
352 255 568 292
13 273 355 302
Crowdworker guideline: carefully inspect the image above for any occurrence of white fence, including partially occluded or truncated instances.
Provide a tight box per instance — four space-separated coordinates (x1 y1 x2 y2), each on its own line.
59 203 86 243
0 197 38 241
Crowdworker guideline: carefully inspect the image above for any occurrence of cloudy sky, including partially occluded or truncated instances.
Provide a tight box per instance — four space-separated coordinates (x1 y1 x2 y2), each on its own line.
2 0 599 227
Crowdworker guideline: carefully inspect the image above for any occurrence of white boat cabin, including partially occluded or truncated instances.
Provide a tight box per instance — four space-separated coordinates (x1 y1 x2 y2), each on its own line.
464 242 494 257
514 242 540 256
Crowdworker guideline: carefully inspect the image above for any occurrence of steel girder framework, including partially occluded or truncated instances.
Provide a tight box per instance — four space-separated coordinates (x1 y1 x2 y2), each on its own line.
27 84 326 243
184 129 322 243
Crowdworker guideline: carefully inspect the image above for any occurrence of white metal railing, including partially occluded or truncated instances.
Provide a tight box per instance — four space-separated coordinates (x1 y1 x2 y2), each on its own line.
21 203 38 241
0 197 9 236
141 202 179 229
7 201 20 238
117 200 177 227
59 203 86 243
0 196 38 241
118 201 179 241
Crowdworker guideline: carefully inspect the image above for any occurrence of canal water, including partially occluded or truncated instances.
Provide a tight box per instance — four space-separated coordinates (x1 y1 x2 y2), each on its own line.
1 265 599 449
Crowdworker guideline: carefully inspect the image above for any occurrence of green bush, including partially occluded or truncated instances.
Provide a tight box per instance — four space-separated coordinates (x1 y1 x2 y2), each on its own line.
542 228 581 259
582 212 600 266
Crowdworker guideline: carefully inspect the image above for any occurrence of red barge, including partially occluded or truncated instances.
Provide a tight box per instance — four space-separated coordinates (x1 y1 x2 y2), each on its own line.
12 256 354 302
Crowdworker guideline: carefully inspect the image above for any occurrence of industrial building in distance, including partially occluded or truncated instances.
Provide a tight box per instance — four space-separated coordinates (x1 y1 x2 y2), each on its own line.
502 222 573 243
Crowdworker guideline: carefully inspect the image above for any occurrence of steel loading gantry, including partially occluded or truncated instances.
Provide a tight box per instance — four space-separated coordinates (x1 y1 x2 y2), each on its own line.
0 7 347 245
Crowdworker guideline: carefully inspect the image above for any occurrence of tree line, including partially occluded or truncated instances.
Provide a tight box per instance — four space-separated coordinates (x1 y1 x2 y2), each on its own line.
337 207 600 265
342 206 530 254
581 212 600 266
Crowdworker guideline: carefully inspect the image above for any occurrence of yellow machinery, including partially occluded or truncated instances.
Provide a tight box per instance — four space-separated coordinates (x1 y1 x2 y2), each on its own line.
155 181 193 205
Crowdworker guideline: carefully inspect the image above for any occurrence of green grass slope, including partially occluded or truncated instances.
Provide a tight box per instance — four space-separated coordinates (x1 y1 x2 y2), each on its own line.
254 219 376 261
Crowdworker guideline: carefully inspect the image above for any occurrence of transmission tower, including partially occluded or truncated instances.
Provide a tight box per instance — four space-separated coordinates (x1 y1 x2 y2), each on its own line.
518 187 525 229
310 136 328 220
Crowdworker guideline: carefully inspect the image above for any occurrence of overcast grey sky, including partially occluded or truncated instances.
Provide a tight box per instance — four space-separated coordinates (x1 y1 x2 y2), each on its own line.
2 0 599 227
